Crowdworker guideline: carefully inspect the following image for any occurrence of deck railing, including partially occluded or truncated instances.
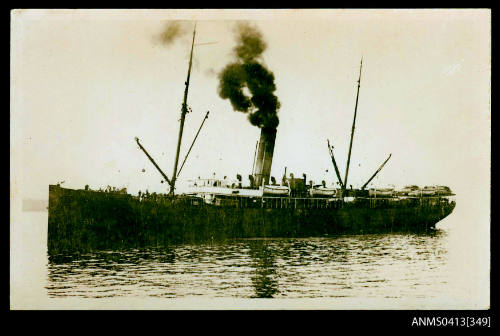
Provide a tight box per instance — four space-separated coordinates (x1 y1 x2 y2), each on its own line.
179 195 454 210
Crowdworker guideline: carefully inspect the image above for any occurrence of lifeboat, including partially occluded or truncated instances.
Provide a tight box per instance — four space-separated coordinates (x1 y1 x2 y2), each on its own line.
369 188 395 197
397 185 420 196
310 186 338 198
422 185 453 196
263 185 290 196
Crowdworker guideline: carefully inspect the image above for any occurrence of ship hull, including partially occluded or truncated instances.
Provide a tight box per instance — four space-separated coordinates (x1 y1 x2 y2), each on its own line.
48 185 455 254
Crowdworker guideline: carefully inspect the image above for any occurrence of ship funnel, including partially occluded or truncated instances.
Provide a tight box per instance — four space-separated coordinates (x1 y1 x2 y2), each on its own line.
253 127 277 188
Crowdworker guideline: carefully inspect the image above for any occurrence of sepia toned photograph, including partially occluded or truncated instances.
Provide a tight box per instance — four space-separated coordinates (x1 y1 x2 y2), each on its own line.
10 9 490 310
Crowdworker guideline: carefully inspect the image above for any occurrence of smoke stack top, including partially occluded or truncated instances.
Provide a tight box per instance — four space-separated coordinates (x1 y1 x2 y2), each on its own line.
218 23 280 130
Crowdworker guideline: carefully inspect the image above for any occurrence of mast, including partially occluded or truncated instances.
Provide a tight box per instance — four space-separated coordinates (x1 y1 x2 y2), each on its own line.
170 23 197 196
343 58 363 191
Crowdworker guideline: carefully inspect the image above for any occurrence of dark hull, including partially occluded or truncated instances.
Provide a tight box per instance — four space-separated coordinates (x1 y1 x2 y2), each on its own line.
48 185 455 254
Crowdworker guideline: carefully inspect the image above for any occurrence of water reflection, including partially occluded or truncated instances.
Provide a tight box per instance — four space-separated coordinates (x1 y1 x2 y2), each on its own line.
248 240 279 298
47 231 450 299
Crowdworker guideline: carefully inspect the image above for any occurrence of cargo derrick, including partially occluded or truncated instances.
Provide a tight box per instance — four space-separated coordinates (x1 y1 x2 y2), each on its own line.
361 154 392 190
327 139 344 189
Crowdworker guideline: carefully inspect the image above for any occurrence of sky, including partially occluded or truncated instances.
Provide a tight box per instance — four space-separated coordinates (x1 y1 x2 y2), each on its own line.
11 9 490 202
10 8 491 310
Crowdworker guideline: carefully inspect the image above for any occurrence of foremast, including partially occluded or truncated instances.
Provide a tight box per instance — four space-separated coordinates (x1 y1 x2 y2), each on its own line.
170 23 197 196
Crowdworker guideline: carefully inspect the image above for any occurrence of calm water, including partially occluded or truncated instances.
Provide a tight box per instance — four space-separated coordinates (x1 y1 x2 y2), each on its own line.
46 232 454 299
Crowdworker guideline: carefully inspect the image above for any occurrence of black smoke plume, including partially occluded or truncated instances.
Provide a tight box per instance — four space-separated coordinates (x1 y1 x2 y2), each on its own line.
218 23 280 129
158 21 186 46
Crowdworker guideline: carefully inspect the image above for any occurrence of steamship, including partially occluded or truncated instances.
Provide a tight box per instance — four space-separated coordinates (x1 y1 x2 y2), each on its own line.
47 25 455 253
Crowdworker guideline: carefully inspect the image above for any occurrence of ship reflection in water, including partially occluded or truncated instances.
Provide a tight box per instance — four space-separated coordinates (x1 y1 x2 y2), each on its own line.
46 231 455 299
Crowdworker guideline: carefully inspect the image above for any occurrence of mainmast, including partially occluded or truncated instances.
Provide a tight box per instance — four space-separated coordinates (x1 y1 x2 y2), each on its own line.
343 58 363 192
170 23 197 196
